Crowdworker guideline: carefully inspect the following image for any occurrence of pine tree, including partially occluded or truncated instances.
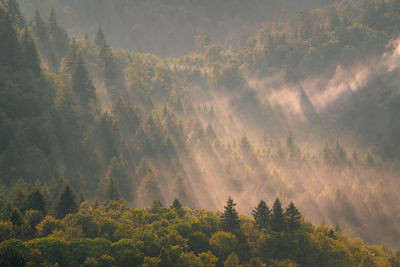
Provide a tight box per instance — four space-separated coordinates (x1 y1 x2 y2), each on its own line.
270 198 285 232
252 200 271 230
60 38 77 76
97 41 120 100
171 198 182 209
222 196 240 233
0 6 20 70
21 30 41 74
55 184 78 219
4 0 25 28
95 26 105 47
72 52 96 105
23 188 46 215
106 156 130 200
284 201 302 234
33 10 48 42
105 178 121 202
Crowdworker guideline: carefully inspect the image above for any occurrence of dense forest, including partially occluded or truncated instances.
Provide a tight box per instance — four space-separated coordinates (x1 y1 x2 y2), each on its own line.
1 0 400 265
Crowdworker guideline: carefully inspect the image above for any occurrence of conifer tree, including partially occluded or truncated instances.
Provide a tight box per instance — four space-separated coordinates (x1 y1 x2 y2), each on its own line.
95 26 105 47
107 156 130 200
252 200 271 230
97 41 120 100
105 178 121 202
222 196 240 233
4 0 25 28
60 38 77 76
0 6 20 70
23 188 46 215
55 184 78 219
72 52 96 105
270 198 285 232
33 10 48 42
21 30 41 74
284 201 302 234
171 198 182 209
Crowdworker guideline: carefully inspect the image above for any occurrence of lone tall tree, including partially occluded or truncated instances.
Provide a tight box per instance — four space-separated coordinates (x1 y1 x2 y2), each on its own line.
252 200 271 230
270 198 285 232
55 184 78 219
95 26 106 47
222 196 240 233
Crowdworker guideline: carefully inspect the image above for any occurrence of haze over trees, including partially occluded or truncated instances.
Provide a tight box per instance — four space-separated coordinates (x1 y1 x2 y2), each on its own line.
1 0 400 265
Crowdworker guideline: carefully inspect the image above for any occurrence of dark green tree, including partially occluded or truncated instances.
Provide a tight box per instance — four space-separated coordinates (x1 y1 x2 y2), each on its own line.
59 38 77 75
3 0 25 28
21 30 41 74
0 6 20 70
71 52 96 105
23 188 46 215
105 178 122 202
252 200 271 230
94 26 105 47
171 198 182 209
270 198 285 232
284 202 302 234
106 156 130 200
55 184 78 219
222 197 240 233
33 10 48 42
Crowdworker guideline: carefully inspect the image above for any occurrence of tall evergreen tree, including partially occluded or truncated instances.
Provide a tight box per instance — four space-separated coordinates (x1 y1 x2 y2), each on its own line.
270 198 285 232
0 6 20 70
284 202 302 234
95 26 105 47
97 41 120 100
171 198 182 209
221 196 240 233
105 178 121 202
71 52 96 105
106 156 130 200
23 188 46 215
252 200 271 230
3 0 25 28
21 30 41 74
33 10 48 42
60 38 77 76
55 184 78 219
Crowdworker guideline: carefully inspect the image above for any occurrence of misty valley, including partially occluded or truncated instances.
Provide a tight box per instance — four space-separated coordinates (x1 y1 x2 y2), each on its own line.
1 0 400 266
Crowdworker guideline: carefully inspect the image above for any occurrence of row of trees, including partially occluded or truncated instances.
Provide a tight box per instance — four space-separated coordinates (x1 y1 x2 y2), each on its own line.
1 196 399 266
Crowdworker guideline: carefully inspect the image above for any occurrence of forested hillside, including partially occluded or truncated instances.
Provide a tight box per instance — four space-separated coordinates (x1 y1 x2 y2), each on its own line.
18 0 335 56
1 0 400 265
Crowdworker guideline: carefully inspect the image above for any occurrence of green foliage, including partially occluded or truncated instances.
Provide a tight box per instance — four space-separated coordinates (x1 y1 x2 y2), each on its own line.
271 198 285 232
221 197 240 233
55 184 78 219
252 200 271 230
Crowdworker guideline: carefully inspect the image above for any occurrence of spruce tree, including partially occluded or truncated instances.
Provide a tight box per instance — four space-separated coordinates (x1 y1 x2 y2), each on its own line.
4 0 25 28
171 198 182 209
33 10 48 42
105 178 121 202
72 53 96 105
60 38 77 75
21 30 41 74
252 200 271 230
55 184 78 219
106 156 130 200
95 26 105 47
23 188 46 215
270 198 285 232
222 196 240 233
0 6 20 70
284 202 302 234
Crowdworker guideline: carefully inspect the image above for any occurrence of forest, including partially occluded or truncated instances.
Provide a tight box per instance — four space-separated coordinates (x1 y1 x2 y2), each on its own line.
1 0 400 266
